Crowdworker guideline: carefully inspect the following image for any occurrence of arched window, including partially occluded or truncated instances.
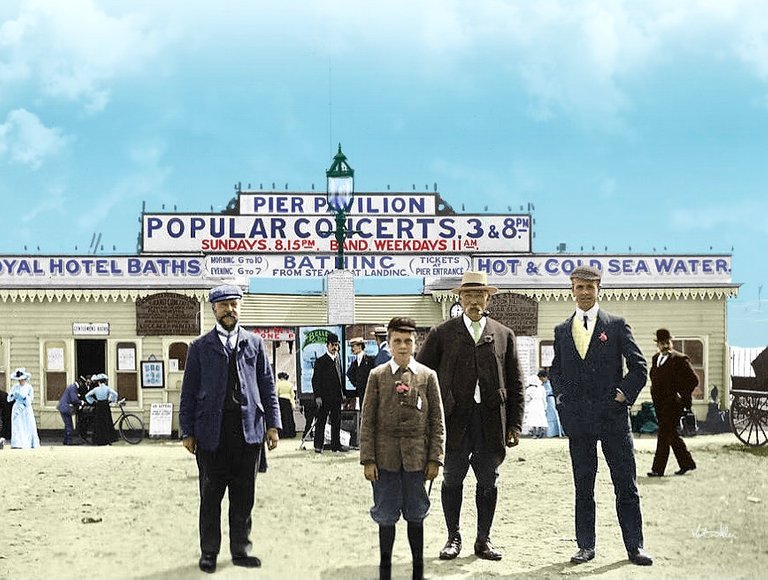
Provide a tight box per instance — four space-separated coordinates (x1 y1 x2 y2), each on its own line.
168 342 189 371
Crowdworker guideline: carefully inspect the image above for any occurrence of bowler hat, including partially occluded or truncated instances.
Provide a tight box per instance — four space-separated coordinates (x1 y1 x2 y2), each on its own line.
326 332 340 344
349 336 366 346
208 284 244 303
655 328 672 342
569 265 602 281
387 317 417 333
451 271 498 295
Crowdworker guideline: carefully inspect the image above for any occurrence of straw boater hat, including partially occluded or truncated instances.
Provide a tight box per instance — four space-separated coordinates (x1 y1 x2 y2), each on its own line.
451 271 498 295
370 326 388 337
349 337 366 346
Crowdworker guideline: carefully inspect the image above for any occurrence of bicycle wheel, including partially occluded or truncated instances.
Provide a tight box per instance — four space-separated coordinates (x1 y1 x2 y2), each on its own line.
77 408 94 444
118 413 145 444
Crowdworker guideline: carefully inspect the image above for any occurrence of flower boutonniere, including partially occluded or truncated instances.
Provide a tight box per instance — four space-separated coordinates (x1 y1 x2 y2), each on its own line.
395 381 410 394
598 332 608 343
482 335 493 344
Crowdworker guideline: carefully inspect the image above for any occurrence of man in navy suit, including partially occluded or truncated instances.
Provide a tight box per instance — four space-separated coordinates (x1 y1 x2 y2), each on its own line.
180 284 281 574
549 266 653 566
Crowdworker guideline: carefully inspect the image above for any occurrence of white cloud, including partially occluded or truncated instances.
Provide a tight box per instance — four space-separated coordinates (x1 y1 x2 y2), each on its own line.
1 0 170 112
0 108 66 168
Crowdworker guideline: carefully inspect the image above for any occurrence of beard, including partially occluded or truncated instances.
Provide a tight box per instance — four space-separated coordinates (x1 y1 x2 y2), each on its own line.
217 313 238 331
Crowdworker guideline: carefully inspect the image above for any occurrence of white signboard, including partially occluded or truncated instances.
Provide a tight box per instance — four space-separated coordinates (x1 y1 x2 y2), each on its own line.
462 254 732 287
515 336 538 384
327 270 355 325
142 214 532 254
205 254 471 279
0 256 207 288
149 403 173 437
72 322 110 336
239 192 437 215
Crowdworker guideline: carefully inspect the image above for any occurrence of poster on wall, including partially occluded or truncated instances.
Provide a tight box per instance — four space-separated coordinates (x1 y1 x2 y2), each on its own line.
118 348 136 371
47 347 65 371
298 326 342 398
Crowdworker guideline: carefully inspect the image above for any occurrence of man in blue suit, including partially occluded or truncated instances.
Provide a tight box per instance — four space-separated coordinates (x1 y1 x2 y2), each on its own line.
180 284 281 574
549 266 653 566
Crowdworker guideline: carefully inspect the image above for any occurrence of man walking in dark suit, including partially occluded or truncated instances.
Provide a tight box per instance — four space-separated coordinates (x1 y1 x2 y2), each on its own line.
179 284 281 574
417 271 524 562
347 336 375 403
312 332 347 453
648 328 698 477
550 265 653 566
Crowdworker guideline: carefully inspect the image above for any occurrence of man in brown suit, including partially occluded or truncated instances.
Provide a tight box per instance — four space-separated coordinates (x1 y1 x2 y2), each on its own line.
360 317 445 580
648 328 699 477
417 271 525 562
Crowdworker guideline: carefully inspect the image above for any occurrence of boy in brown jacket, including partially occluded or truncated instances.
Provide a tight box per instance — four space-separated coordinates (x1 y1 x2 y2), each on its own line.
360 317 446 580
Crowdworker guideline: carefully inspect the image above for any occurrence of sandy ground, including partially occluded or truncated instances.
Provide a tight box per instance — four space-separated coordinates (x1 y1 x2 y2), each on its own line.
0 432 766 580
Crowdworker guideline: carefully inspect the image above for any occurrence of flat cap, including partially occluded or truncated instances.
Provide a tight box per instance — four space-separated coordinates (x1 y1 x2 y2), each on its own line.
208 284 243 303
387 316 417 333
349 336 366 346
569 265 602 281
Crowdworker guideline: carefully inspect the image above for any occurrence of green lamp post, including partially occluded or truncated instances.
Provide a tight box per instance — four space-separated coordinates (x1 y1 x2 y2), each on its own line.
326 144 355 270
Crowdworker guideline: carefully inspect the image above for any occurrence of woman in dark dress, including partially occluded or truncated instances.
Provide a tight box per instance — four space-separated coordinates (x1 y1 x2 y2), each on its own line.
84 373 119 445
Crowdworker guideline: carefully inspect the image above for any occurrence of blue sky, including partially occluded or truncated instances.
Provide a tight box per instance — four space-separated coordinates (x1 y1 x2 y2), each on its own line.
0 0 766 346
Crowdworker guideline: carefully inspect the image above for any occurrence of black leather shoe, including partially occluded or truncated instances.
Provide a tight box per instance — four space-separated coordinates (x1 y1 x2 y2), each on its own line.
198 553 217 573
628 548 653 566
570 548 595 564
647 471 663 477
439 533 462 560
314 448 323 454
675 465 696 475
232 555 261 568
332 445 349 452
474 538 502 560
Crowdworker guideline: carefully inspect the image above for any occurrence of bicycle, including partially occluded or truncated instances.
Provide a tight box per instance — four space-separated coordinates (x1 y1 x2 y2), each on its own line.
78 398 145 445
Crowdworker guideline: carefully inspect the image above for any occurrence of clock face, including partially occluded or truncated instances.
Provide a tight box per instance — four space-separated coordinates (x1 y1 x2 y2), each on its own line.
449 302 464 318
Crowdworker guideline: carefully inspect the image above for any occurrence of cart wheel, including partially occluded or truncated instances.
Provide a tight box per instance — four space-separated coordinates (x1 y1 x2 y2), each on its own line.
730 395 768 447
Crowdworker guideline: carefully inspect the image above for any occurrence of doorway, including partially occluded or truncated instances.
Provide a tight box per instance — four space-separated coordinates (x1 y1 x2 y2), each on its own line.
76 339 107 380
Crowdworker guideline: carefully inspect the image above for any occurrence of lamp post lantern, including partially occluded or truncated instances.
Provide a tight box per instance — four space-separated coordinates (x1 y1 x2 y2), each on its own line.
326 144 355 270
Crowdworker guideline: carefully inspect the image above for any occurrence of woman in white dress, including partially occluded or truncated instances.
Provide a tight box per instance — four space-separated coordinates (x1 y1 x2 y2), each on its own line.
7 368 41 449
522 374 548 438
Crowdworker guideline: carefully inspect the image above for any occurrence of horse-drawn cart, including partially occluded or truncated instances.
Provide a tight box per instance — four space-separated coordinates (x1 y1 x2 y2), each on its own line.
730 348 768 447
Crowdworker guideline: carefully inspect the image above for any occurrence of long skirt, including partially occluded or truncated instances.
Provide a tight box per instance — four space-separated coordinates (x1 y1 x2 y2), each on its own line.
278 398 296 438
10 402 40 449
92 401 118 445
